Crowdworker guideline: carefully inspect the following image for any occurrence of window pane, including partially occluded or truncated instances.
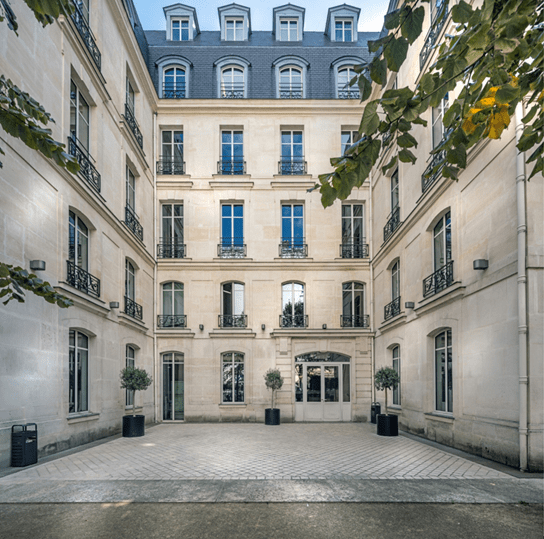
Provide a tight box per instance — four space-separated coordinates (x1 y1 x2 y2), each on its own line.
223 358 233 402
307 366 321 402
163 285 172 315
295 363 303 402
234 361 244 402
78 347 88 412
343 364 350 402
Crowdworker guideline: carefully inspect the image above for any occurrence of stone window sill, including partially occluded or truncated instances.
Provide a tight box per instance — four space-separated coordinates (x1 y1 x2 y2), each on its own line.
424 412 454 423
67 412 100 424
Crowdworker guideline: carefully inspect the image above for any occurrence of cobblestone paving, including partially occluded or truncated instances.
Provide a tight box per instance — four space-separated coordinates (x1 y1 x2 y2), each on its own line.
2 423 510 481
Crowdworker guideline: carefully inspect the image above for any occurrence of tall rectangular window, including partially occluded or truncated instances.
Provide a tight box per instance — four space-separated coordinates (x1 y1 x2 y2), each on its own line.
226 19 244 41
282 204 304 245
221 130 244 174
391 169 399 211
221 282 245 326
162 203 183 244
69 330 89 413
161 130 183 174
222 352 244 403
432 95 449 149
70 80 90 150
172 19 189 41
126 78 135 113
342 204 364 245
435 329 452 413
126 346 135 406
335 19 353 41
433 211 452 270
392 346 400 405
69 211 89 272
126 166 136 211
280 19 298 41
221 204 243 245
280 131 304 174
341 130 359 155
125 259 135 301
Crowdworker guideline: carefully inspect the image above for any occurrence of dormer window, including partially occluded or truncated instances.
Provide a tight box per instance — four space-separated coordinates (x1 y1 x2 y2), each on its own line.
226 19 244 41
164 4 199 42
273 4 304 42
325 5 360 42
172 19 189 41
335 19 353 42
280 19 298 41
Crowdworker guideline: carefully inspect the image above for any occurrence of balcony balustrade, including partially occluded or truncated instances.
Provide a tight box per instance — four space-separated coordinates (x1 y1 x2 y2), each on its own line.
162 83 186 99
279 84 303 99
156 157 185 175
419 3 448 70
423 260 454 298
124 104 143 149
218 240 246 258
340 314 370 328
383 206 401 242
340 242 369 259
125 205 143 242
279 238 308 258
221 84 245 99
384 296 401 321
66 260 100 298
422 149 447 193
157 239 185 259
124 296 143 321
279 314 308 328
218 314 247 328
217 159 246 175
279 158 307 175
70 0 101 70
337 86 360 99
67 135 101 193
157 314 187 328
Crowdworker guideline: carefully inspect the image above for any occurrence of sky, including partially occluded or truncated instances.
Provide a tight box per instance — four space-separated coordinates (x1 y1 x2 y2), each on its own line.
132 0 391 33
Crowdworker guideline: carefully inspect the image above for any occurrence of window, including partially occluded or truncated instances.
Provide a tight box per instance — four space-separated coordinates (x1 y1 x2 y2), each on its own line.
225 19 244 41
221 67 245 99
279 67 303 99
160 203 184 258
220 204 245 257
160 282 185 327
222 352 244 403
126 78 135 114
342 282 366 327
341 204 365 258
125 259 135 301
126 345 135 406
280 131 305 175
432 95 449 149
220 130 244 174
163 67 186 99
341 130 360 155
78 0 90 22
391 169 399 211
221 283 246 327
172 19 189 41
280 19 298 41
392 261 400 300
69 211 89 272
163 352 184 420
281 204 305 257
433 211 452 271
69 330 88 413
335 19 353 41
435 329 452 413
392 346 400 405
70 80 90 150
159 130 184 174
337 67 359 99
281 282 306 327
126 166 136 212
125 166 143 241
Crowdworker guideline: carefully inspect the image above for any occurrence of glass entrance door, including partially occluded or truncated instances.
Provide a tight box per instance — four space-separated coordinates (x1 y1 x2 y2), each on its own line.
163 352 184 420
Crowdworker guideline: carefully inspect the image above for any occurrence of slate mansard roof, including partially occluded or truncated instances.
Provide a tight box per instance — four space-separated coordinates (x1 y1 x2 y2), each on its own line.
144 30 380 99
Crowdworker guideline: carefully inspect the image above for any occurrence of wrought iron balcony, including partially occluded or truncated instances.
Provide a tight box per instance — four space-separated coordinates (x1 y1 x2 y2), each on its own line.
382 130 392 151
383 206 401 243
125 205 143 242
279 314 308 328
218 240 246 258
279 84 303 99
67 135 101 193
422 149 447 193
218 314 248 328
340 314 370 328
156 157 185 175
337 86 360 99
162 83 186 99
70 0 101 70
340 242 369 259
124 296 143 321
66 260 100 298
384 296 401 321
419 3 448 70
157 314 187 328
423 260 454 298
279 158 307 175
221 83 245 99
157 239 186 259
279 239 308 258
217 159 246 175
124 104 143 149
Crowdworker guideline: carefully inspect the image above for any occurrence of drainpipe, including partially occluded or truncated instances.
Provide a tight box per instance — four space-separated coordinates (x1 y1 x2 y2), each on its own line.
369 171 375 405
153 111 158 424
515 102 528 471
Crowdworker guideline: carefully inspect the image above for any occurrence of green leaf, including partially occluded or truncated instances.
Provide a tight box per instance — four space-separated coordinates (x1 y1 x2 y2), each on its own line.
451 1 473 23
495 84 520 104
443 101 461 128
357 75 373 102
396 133 418 148
398 149 417 163
384 9 401 30
419 73 435 94
361 101 380 135
447 145 467 168
384 36 409 73
382 155 398 175
401 6 425 44
369 58 387 86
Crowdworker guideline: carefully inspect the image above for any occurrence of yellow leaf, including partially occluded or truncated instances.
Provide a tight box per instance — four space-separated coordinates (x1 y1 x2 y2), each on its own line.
477 96 496 108
462 117 477 134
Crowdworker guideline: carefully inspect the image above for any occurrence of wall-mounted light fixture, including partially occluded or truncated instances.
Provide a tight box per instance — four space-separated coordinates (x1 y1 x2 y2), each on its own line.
109 302 119 309
29 260 46 271
473 259 489 270
322 324 327 330
405 302 415 309
199 324 204 331
261 324 265 331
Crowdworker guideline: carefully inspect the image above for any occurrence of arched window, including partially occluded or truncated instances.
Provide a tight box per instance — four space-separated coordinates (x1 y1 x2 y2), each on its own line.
159 282 185 328
163 66 186 98
126 345 135 406
392 346 400 405
69 330 89 413
220 282 246 327
341 282 366 327
279 67 303 98
221 66 245 98
435 329 452 413
281 282 306 327
162 352 184 420
337 67 359 99
221 352 244 403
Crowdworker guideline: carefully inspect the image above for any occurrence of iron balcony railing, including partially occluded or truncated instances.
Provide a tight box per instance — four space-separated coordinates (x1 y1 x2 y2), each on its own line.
218 314 248 328
221 83 245 99
382 130 392 151
280 314 308 328
67 134 101 193
162 83 186 99
66 260 100 298
157 239 186 259
279 158 307 175
383 206 401 243
340 242 369 259
422 149 446 193
125 205 143 242
70 0 101 70
279 84 303 99
340 314 370 328
218 240 246 258
124 295 143 321
419 3 449 71
156 157 185 175
217 159 246 175
384 296 401 321
337 86 360 99
124 104 143 149
423 260 454 298
157 314 187 328
279 238 308 258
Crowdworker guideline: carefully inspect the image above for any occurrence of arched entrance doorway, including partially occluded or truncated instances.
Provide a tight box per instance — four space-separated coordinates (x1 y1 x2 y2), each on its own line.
294 352 351 421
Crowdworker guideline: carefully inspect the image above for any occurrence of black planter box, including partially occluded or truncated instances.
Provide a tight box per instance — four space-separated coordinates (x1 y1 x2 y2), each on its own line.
370 402 381 424
265 408 280 425
376 414 398 436
123 415 145 437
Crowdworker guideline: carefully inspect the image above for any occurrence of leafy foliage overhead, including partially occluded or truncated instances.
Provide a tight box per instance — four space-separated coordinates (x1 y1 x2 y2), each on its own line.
316 0 543 208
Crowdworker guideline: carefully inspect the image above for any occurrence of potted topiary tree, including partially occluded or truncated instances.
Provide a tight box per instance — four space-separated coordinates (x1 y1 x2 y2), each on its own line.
120 366 153 437
374 366 400 437
264 368 284 425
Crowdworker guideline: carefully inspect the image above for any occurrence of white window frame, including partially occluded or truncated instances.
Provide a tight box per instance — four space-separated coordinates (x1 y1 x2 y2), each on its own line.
435 329 453 413
432 95 449 149
68 210 89 272
342 281 365 327
392 346 400 406
341 130 360 155
163 66 186 99
391 260 400 300
278 66 303 99
279 18 298 41
171 18 190 41
126 345 135 406
126 165 136 212
225 18 244 41
70 80 90 151
335 19 353 42
69 330 89 414
220 66 245 98
337 67 360 99
391 169 399 211
433 211 452 271
221 351 245 403
281 281 305 326
126 77 135 114
125 259 135 301
162 281 184 316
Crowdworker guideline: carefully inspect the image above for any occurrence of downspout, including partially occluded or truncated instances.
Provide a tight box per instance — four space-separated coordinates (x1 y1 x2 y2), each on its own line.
153 111 158 424
369 171 375 405
515 102 528 471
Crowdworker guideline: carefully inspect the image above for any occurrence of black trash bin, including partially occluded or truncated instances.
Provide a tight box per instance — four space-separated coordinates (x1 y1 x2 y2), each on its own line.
370 402 381 424
11 424 38 467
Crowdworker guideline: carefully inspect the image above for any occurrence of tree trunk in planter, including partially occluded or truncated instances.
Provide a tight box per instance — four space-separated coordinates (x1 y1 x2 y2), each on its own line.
123 415 145 437
376 414 398 436
265 408 280 425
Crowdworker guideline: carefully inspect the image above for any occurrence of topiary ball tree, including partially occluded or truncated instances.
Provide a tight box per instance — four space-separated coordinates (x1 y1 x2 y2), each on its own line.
374 366 400 416
264 368 284 410
120 366 153 417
